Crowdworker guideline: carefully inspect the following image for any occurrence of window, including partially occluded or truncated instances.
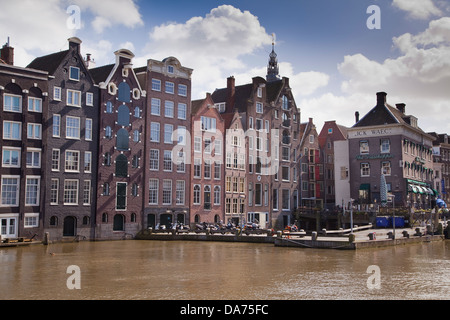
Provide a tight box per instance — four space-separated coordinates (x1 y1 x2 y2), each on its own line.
150 122 160 142
53 115 61 137
257 87 263 98
164 124 173 144
3 121 21 140
204 160 211 179
205 138 212 154
178 103 187 120
2 148 20 168
52 149 60 171
164 101 174 118
273 189 278 210
28 97 42 112
381 139 390 153
53 87 62 101
3 94 21 112
118 105 130 126
84 152 92 173
133 130 140 142
65 151 80 172
50 179 59 205
66 116 80 139
201 116 216 132
85 118 93 141
104 153 111 166
131 183 139 197
1 176 20 206
116 128 129 151
225 198 231 214
282 166 290 181
149 150 159 171
26 149 41 168
149 179 158 205
64 180 79 205
86 92 94 106
105 126 112 139
256 119 263 131
132 155 139 168
152 79 161 91
193 185 201 205
282 95 289 110
239 178 245 193
361 163 370 177
167 65 174 74
106 101 113 113
194 136 201 153
176 151 185 173
115 154 128 178
256 102 263 114
249 117 253 130
204 186 211 210
177 126 186 146
69 66 80 81
214 186 221 205
382 161 391 176
162 180 172 205
67 89 81 107
24 213 39 228
248 183 253 206
360 141 369 154
178 84 187 96
118 82 131 103
27 123 42 140
255 183 262 206
116 183 127 210
282 189 290 210
176 181 185 205
214 162 221 179
83 180 91 205
165 81 174 94
163 150 172 171
194 158 201 178
25 177 40 206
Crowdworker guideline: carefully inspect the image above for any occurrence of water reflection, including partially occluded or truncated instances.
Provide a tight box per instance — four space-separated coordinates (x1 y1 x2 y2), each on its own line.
0 240 449 300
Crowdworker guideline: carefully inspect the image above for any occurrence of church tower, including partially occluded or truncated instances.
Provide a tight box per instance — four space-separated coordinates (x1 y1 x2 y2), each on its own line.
266 34 280 82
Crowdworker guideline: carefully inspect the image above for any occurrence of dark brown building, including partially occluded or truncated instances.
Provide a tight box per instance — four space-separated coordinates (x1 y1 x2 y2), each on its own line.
0 40 48 240
27 37 99 241
91 49 146 239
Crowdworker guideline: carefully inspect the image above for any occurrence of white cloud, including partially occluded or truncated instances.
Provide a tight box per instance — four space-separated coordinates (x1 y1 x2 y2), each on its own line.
144 5 273 98
392 0 442 20
72 0 143 33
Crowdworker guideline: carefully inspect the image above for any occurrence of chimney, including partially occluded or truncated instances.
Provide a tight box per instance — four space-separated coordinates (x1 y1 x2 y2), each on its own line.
355 111 360 123
1 37 14 65
376 92 387 106
84 53 96 69
396 103 406 114
226 76 235 113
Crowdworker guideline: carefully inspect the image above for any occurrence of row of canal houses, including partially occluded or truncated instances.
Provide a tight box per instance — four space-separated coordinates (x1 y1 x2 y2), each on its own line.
1 36 446 241
0 37 307 241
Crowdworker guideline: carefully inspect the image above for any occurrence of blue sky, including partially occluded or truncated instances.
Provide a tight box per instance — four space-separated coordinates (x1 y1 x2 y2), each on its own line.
1 0 449 133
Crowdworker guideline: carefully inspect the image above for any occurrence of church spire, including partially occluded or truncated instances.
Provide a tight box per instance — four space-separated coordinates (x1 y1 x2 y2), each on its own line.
266 33 280 82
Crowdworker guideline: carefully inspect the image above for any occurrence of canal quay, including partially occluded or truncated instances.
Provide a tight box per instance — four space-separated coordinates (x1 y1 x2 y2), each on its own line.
134 223 448 250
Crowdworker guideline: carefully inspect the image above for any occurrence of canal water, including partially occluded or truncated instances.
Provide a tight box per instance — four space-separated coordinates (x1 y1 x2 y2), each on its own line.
0 240 449 300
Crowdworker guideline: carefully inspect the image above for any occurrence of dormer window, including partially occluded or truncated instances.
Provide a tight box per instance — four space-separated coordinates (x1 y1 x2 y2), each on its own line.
167 65 174 74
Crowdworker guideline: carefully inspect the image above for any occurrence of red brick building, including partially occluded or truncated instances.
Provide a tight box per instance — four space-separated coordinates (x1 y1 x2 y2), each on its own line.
190 93 225 225
143 57 193 229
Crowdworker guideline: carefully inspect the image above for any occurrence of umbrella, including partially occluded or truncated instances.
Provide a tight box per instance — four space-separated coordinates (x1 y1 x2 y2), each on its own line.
380 174 387 207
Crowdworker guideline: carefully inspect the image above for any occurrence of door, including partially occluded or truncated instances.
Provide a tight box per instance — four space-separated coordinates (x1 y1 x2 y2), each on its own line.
1 218 17 239
63 216 76 237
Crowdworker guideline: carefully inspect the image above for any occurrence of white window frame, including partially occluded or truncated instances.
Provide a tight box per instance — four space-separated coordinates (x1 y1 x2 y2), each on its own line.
3 121 21 140
148 179 159 205
50 178 59 205
84 151 92 173
53 87 62 101
51 149 60 171
1 175 20 207
27 123 42 140
83 180 91 205
86 92 94 107
69 66 80 81
3 93 22 113
85 118 93 141
65 150 80 173
25 176 41 206
2 147 21 168
24 213 39 228
67 89 81 107
63 179 79 205
53 114 61 137
66 116 81 139
28 97 42 113
26 148 41 168
165 81 175 94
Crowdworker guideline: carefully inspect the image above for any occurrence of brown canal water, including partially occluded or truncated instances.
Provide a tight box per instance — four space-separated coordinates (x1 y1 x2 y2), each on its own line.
0 240 449 300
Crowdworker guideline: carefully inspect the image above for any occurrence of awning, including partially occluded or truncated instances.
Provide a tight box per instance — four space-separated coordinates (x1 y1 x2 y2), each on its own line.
359 184 370 190
409 184 418 193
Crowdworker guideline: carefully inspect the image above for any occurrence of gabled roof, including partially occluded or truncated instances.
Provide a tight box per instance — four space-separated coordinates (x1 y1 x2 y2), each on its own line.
89 64 114 84
211 83 253 113
26 50 69 75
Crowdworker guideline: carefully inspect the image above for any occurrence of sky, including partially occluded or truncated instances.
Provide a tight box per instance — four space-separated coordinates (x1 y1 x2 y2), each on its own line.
1 0 449 134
